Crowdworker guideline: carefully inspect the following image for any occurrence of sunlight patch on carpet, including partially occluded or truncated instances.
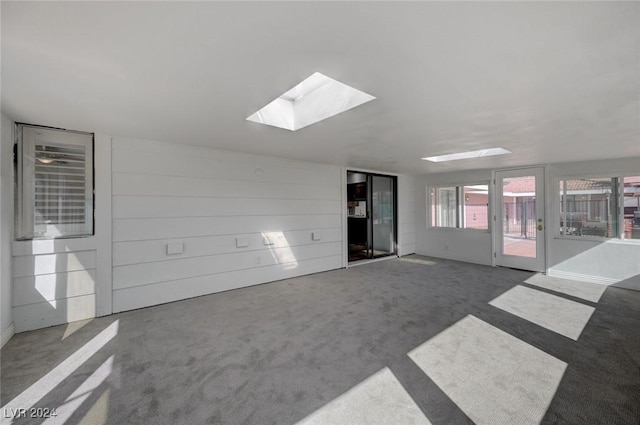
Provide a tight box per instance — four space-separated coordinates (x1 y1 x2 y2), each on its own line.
296 367 431 425
490 285 595 340
409 315 566 425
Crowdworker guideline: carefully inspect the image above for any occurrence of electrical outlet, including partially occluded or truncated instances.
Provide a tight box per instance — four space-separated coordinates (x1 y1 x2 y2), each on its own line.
167 242 184 255
236 237 249 248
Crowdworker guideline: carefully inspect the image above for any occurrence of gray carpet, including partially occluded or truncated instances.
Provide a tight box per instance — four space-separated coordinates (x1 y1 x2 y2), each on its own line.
2 255 639 424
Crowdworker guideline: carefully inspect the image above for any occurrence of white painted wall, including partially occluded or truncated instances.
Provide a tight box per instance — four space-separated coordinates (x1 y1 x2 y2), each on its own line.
398 174 417 257
547 157 640 286
4 132 417 331
415 169 493 265
111 138 344 312
1 114 15 345
415 158 640 285
9 132 112 333
12 238 97 332
94 135 113 317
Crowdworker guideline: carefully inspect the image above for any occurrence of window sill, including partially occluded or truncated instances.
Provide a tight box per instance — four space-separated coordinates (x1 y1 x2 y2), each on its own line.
12 236 97 256
427 227 490 234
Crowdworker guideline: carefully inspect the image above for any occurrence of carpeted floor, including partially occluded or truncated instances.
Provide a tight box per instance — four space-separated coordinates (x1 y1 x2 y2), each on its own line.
2 255 639 424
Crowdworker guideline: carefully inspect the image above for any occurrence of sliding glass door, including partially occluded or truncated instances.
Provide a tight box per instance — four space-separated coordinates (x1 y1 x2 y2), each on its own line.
347 171 396 262
371 175 395 258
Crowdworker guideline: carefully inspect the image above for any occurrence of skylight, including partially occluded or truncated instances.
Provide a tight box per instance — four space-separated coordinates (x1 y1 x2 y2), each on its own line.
247 72 375 131
422 148 512 163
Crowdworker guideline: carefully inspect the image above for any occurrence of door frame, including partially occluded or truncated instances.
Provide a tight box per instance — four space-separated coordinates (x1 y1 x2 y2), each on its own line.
492 166 547 272
368 173 398 260
343 168 398 267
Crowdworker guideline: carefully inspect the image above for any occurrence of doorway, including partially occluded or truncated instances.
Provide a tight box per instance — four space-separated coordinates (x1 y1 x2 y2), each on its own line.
347 171 397 262
494 167 546 272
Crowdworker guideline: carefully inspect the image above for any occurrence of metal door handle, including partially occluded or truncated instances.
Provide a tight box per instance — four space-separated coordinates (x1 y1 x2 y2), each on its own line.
537 225 543 231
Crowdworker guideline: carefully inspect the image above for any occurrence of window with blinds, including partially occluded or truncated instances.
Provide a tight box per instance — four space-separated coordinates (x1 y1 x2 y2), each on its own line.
17 124 94 239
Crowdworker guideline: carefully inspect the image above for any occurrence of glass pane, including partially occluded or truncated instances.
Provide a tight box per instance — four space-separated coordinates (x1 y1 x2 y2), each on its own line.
462 184 489 229
559 180 567 235
347 172 368 262
372 176 394 256
19 125 93 240
433 187 456 227
623 176 640 239
560 177 617 238
502 176 536 258
430 188 436 227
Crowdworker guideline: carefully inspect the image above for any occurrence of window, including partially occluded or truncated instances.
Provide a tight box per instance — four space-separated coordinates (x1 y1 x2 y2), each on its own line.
430 184 489 230
559 176 640 240
623 176 640 240
431 186 457 227
16 124 94 240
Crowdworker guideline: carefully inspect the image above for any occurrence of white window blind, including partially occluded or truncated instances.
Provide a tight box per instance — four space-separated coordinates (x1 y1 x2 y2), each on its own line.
17 125 94 239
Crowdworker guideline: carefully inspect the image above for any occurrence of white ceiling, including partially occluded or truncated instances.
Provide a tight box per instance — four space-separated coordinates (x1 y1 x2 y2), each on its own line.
2 1 639 175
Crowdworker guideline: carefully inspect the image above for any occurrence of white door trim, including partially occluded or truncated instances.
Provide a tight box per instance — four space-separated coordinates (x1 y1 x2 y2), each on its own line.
341 166 348 268
94 134 113 316
493 166 546 272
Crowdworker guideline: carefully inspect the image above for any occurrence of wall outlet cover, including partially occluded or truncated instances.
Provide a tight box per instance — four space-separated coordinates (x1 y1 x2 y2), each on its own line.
236 237 249 248
167 242 184 255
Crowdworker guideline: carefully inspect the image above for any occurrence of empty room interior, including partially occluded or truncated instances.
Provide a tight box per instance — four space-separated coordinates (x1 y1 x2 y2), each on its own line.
1 2 639 424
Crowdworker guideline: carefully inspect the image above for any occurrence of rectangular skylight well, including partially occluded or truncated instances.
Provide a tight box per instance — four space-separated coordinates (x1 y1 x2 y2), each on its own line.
247 72 375 131
422 148 512 162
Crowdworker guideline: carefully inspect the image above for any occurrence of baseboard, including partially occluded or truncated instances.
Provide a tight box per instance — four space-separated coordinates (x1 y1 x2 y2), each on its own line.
347 255 398 268
547 270 619 286
1 323 15 348
415 252 492 267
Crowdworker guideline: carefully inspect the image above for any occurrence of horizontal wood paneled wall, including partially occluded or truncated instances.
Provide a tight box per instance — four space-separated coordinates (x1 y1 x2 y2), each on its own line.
398 175 417 256
113 228 343 266
12 237 97 332
111 138 343 312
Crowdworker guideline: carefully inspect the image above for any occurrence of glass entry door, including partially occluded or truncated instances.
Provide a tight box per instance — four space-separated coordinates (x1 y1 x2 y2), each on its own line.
495 167 546 272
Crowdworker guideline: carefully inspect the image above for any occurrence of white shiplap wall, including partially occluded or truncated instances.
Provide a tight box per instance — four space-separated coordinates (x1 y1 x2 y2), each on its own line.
1 114 15 343
10 133 111 333
111 138 344 312
12 238 97 332
398 175 416 257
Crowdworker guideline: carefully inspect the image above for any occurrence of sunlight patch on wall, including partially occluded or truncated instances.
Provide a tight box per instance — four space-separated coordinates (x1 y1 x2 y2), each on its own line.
34 255 59 276
62 318 93 341
262 232 298 270
33 269 96 309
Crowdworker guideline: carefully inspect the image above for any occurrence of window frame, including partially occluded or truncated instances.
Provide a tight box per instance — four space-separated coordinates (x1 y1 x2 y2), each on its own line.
427 181 491 232
555 173 640 243
15 123 95 240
